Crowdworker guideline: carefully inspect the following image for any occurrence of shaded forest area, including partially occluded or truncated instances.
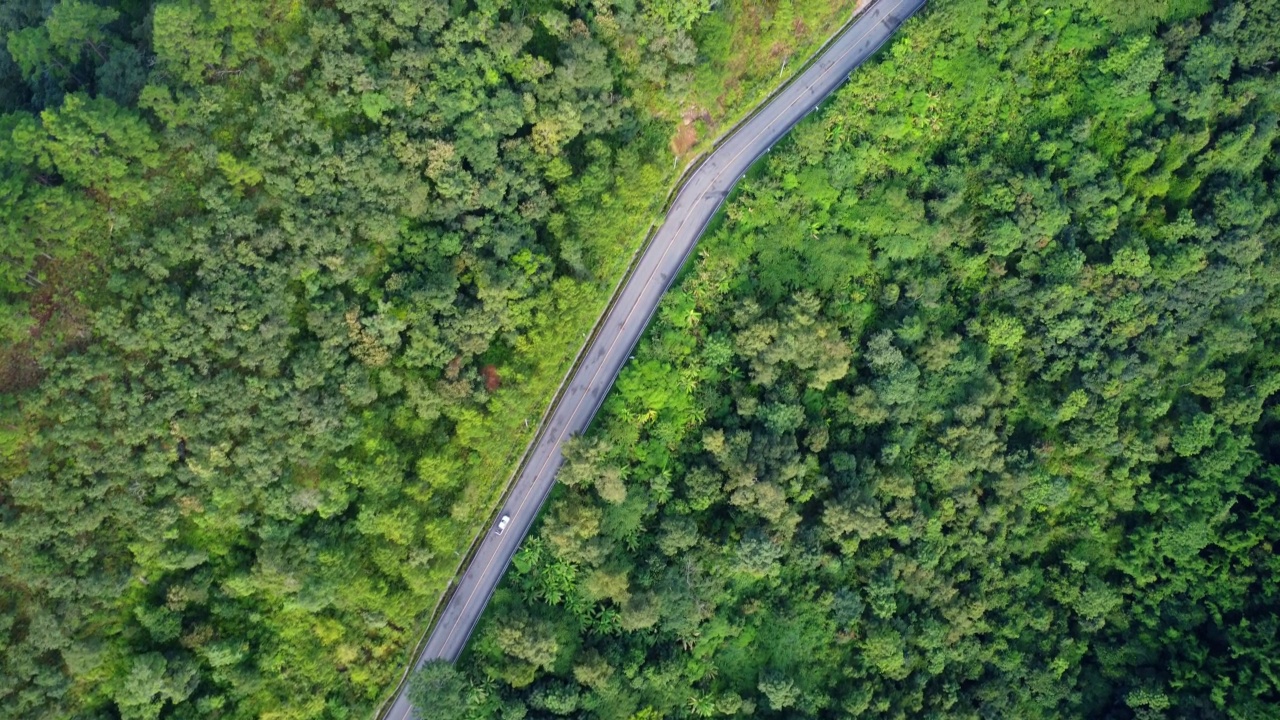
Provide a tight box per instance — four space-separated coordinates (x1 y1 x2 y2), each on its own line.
444 0 1280 718
0 0 864 717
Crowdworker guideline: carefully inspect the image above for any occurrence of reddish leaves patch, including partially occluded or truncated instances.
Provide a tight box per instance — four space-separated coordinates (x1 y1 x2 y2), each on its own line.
482 365 502 392
0 256 93 394
0 344 41 395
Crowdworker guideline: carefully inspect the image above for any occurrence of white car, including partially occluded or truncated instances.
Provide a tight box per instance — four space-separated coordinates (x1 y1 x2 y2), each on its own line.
495 514 511 535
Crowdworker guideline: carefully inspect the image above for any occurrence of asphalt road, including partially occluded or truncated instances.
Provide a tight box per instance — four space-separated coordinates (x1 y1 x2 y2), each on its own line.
382 0 925 716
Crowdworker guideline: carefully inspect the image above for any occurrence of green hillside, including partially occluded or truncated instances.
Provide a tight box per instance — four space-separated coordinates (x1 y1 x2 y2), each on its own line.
447 0 1280 717
0 0 860 716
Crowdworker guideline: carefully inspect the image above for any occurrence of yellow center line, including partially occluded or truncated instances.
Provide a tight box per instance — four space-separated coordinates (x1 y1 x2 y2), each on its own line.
396 2 905 716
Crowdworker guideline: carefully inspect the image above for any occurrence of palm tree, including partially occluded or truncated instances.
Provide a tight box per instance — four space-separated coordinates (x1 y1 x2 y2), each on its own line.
688 694 717 718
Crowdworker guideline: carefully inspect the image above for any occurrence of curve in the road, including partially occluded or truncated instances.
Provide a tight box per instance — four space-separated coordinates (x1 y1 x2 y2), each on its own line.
382 0 926 717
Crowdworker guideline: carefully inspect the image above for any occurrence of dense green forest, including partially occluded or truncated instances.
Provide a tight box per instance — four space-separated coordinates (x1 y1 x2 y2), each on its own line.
442 0 1280 718
0 0 864 717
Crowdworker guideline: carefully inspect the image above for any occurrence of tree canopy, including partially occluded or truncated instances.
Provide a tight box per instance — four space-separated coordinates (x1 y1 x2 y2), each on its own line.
0 0 863 717
451 0 1280 717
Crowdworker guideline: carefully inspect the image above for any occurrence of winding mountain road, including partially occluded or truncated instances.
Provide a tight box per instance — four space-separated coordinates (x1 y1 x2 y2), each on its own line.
381 0 925 716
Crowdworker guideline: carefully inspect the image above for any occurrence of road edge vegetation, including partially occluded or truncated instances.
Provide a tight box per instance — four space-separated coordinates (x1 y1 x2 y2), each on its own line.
369 2 899 717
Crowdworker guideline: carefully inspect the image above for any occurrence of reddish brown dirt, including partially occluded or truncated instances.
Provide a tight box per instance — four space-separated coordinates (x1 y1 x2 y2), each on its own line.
671 123 698 155
671 106 714 156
